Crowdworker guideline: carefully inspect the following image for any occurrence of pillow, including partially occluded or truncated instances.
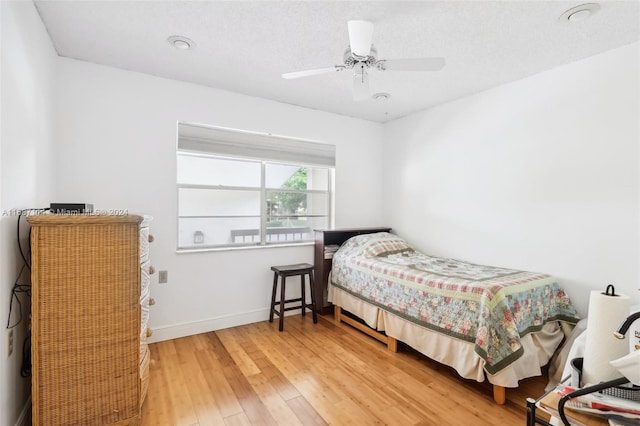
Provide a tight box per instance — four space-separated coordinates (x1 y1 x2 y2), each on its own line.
363 234 413 257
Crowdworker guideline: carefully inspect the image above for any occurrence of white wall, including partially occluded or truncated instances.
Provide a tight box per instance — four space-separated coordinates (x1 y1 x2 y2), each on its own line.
53 58 385 342
382 42 640 316
0 1 57 424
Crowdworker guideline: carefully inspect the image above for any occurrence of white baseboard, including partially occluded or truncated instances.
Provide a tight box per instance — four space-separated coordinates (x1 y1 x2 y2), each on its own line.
14 396 31 426
147 307 307 343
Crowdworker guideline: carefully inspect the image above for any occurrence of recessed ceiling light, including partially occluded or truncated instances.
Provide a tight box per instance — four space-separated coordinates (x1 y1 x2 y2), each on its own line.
373 93 391 101
559 3 600 23
168 35 195 50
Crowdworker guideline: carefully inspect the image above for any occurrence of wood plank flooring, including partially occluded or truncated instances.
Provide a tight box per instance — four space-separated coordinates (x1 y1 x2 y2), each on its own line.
141 314 550 425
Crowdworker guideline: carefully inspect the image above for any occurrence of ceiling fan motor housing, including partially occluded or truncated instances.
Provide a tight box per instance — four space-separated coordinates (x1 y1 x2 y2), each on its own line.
344 46 378 70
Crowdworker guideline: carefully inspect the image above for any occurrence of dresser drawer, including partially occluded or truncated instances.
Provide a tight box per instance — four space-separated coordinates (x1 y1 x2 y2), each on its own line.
139 227 150 262
140 342 151 407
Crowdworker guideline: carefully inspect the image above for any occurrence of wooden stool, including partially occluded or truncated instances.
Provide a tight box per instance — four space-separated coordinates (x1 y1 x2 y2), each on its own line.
269 263 318 331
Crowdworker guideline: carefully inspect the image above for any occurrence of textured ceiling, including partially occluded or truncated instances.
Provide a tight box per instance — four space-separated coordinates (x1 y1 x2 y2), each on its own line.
34 0 640 123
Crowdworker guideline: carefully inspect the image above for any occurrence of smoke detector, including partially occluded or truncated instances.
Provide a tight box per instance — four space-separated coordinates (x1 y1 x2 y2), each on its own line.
168 35 195 50
373 93 391 101
559 3 600 23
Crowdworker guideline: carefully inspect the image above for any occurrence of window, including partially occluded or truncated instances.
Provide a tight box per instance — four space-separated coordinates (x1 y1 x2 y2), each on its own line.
177 123 335 250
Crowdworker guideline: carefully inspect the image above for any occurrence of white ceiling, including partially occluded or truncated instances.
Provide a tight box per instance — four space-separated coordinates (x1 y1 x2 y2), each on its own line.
34 0 640 123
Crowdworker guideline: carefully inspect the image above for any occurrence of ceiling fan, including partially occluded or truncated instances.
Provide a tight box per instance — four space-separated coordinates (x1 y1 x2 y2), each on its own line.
281 20 446 101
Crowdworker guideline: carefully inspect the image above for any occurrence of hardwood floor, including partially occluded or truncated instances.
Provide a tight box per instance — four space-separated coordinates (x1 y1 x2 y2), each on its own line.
140 314 549 425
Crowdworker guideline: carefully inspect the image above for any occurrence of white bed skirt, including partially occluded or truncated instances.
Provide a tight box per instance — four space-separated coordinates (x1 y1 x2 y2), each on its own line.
329 285 564 388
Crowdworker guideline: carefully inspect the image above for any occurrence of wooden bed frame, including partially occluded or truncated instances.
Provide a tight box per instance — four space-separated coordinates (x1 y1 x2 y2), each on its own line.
333 305 507 404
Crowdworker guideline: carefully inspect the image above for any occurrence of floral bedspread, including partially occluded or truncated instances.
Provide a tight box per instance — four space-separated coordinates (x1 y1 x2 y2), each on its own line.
330 232 580 374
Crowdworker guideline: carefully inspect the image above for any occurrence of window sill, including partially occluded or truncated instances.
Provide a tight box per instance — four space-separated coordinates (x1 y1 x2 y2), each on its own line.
176 241 314 254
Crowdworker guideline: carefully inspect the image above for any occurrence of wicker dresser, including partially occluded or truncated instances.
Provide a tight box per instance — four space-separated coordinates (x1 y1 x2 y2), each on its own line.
28 214 153 425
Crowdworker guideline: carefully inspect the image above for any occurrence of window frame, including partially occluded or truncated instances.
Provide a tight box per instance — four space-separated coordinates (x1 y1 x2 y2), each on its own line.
176 124 335 252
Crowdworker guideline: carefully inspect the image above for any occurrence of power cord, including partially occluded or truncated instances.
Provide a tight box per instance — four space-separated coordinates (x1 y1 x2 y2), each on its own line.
6 264 30 329
6 208 48 379
17 213 30 270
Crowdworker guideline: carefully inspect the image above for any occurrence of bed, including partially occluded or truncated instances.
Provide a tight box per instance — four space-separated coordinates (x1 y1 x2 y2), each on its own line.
328 232 580 404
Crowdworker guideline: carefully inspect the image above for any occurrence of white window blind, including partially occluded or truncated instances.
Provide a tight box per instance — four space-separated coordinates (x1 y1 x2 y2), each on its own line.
177 123 336 166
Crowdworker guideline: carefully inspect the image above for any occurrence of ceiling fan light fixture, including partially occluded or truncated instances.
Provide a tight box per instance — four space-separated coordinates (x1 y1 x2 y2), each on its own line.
168 35 195 50
348 20 374 57
559 3 600 23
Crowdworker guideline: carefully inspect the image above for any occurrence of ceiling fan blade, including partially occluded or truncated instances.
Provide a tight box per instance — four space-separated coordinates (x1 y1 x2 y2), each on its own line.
348 20 374 57
352 66 370 101
282 66 345 79
379 57 446 71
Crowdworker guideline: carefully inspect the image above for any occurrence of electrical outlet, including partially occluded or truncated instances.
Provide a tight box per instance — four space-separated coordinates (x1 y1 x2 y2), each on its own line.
158 270 168 284
8 330 14 357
